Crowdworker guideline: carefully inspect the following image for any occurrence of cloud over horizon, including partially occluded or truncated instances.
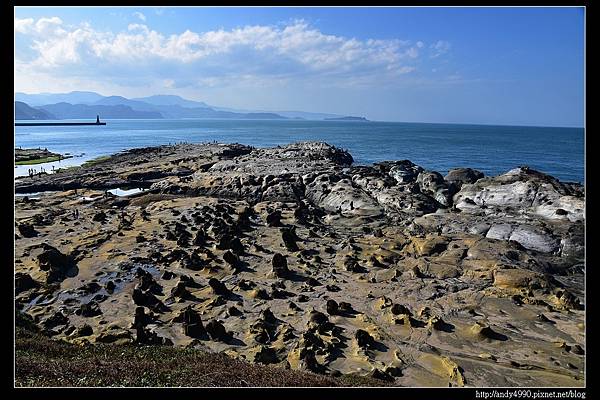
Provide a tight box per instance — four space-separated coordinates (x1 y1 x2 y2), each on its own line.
14 16 449 93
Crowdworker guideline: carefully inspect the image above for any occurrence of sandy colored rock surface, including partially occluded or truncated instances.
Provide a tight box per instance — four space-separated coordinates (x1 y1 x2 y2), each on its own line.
14 142 585 386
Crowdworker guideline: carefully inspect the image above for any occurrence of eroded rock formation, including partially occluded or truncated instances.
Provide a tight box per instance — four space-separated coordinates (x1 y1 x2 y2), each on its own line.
14 141 585 386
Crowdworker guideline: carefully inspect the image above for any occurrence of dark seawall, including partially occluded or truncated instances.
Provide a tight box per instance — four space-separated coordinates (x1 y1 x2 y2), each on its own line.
15 122 106 126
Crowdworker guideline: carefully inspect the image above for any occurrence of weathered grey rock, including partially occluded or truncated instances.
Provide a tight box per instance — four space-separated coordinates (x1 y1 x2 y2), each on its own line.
351 166 440 219
486 224 514 241
486 224 560 253
417 170 457 207
444 168 484 186
305 173 383 218
508 225 560 254
386 160 424 184
454 167 584 222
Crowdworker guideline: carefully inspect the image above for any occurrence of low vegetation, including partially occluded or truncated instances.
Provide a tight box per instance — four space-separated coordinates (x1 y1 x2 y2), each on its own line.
15 155 62 165
15 147 70 165
81 155 111 168
14 314 382 387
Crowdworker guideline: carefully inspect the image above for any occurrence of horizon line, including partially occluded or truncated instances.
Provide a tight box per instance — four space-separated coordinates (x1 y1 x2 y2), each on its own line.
14 92 584 129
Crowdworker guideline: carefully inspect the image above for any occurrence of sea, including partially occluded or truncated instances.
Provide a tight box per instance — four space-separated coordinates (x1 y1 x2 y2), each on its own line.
14 119 585 184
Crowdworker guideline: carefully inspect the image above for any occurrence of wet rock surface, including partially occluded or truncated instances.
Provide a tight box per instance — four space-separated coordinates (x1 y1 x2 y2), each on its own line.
14 141 584 387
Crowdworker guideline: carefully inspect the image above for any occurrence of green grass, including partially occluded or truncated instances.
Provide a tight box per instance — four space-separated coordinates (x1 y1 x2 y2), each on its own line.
14 324 387 387
15 156 62 165
54 165 81 173
81 155 111 168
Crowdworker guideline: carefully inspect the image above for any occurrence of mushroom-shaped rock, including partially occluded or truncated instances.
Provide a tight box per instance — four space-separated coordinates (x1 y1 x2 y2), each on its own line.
132 306 154 328
298 349 324 373
339 302 354 313
427 316 449 331
309 309 329 326
15 272 39 294
36 244 76 284
76 324 93 337
132 288 168 313
92 211 107 222
266 210 282 227
470 322 507 340
355 329 375 349
390 304 412 316
205 319 230 342
250 345 279 364
18 223 38 238
174 306 206 338
271 253 289 278
170 281 192 300
208 278 230 296
326 299 339 315
281 227 299 251
42 311 69 330
249 288 270 300
75 301 102 317
223 250 239 267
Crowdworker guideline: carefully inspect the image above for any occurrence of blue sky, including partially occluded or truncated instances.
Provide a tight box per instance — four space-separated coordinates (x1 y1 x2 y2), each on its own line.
14 7 584 126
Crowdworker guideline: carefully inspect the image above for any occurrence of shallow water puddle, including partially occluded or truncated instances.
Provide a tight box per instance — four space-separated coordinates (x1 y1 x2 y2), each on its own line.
107 187 147 197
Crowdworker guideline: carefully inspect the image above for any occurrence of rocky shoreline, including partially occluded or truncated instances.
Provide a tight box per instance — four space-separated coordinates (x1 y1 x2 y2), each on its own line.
14 141 585 386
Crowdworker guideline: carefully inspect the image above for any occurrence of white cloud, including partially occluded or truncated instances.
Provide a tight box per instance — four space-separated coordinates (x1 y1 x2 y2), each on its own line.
15 16 64 35
430 40 451 58
133 12 146 22
127 23 149 33
14 17 33 33
35 17 63 32
15 17 448 92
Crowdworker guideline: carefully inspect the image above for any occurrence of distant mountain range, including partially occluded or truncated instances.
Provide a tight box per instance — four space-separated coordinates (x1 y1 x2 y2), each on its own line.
14 91 369 121
38 102 163 119
14 101 56 120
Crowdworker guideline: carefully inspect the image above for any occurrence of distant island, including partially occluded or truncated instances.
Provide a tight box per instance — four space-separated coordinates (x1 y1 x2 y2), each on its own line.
14 91 367 121
324 116 369 121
